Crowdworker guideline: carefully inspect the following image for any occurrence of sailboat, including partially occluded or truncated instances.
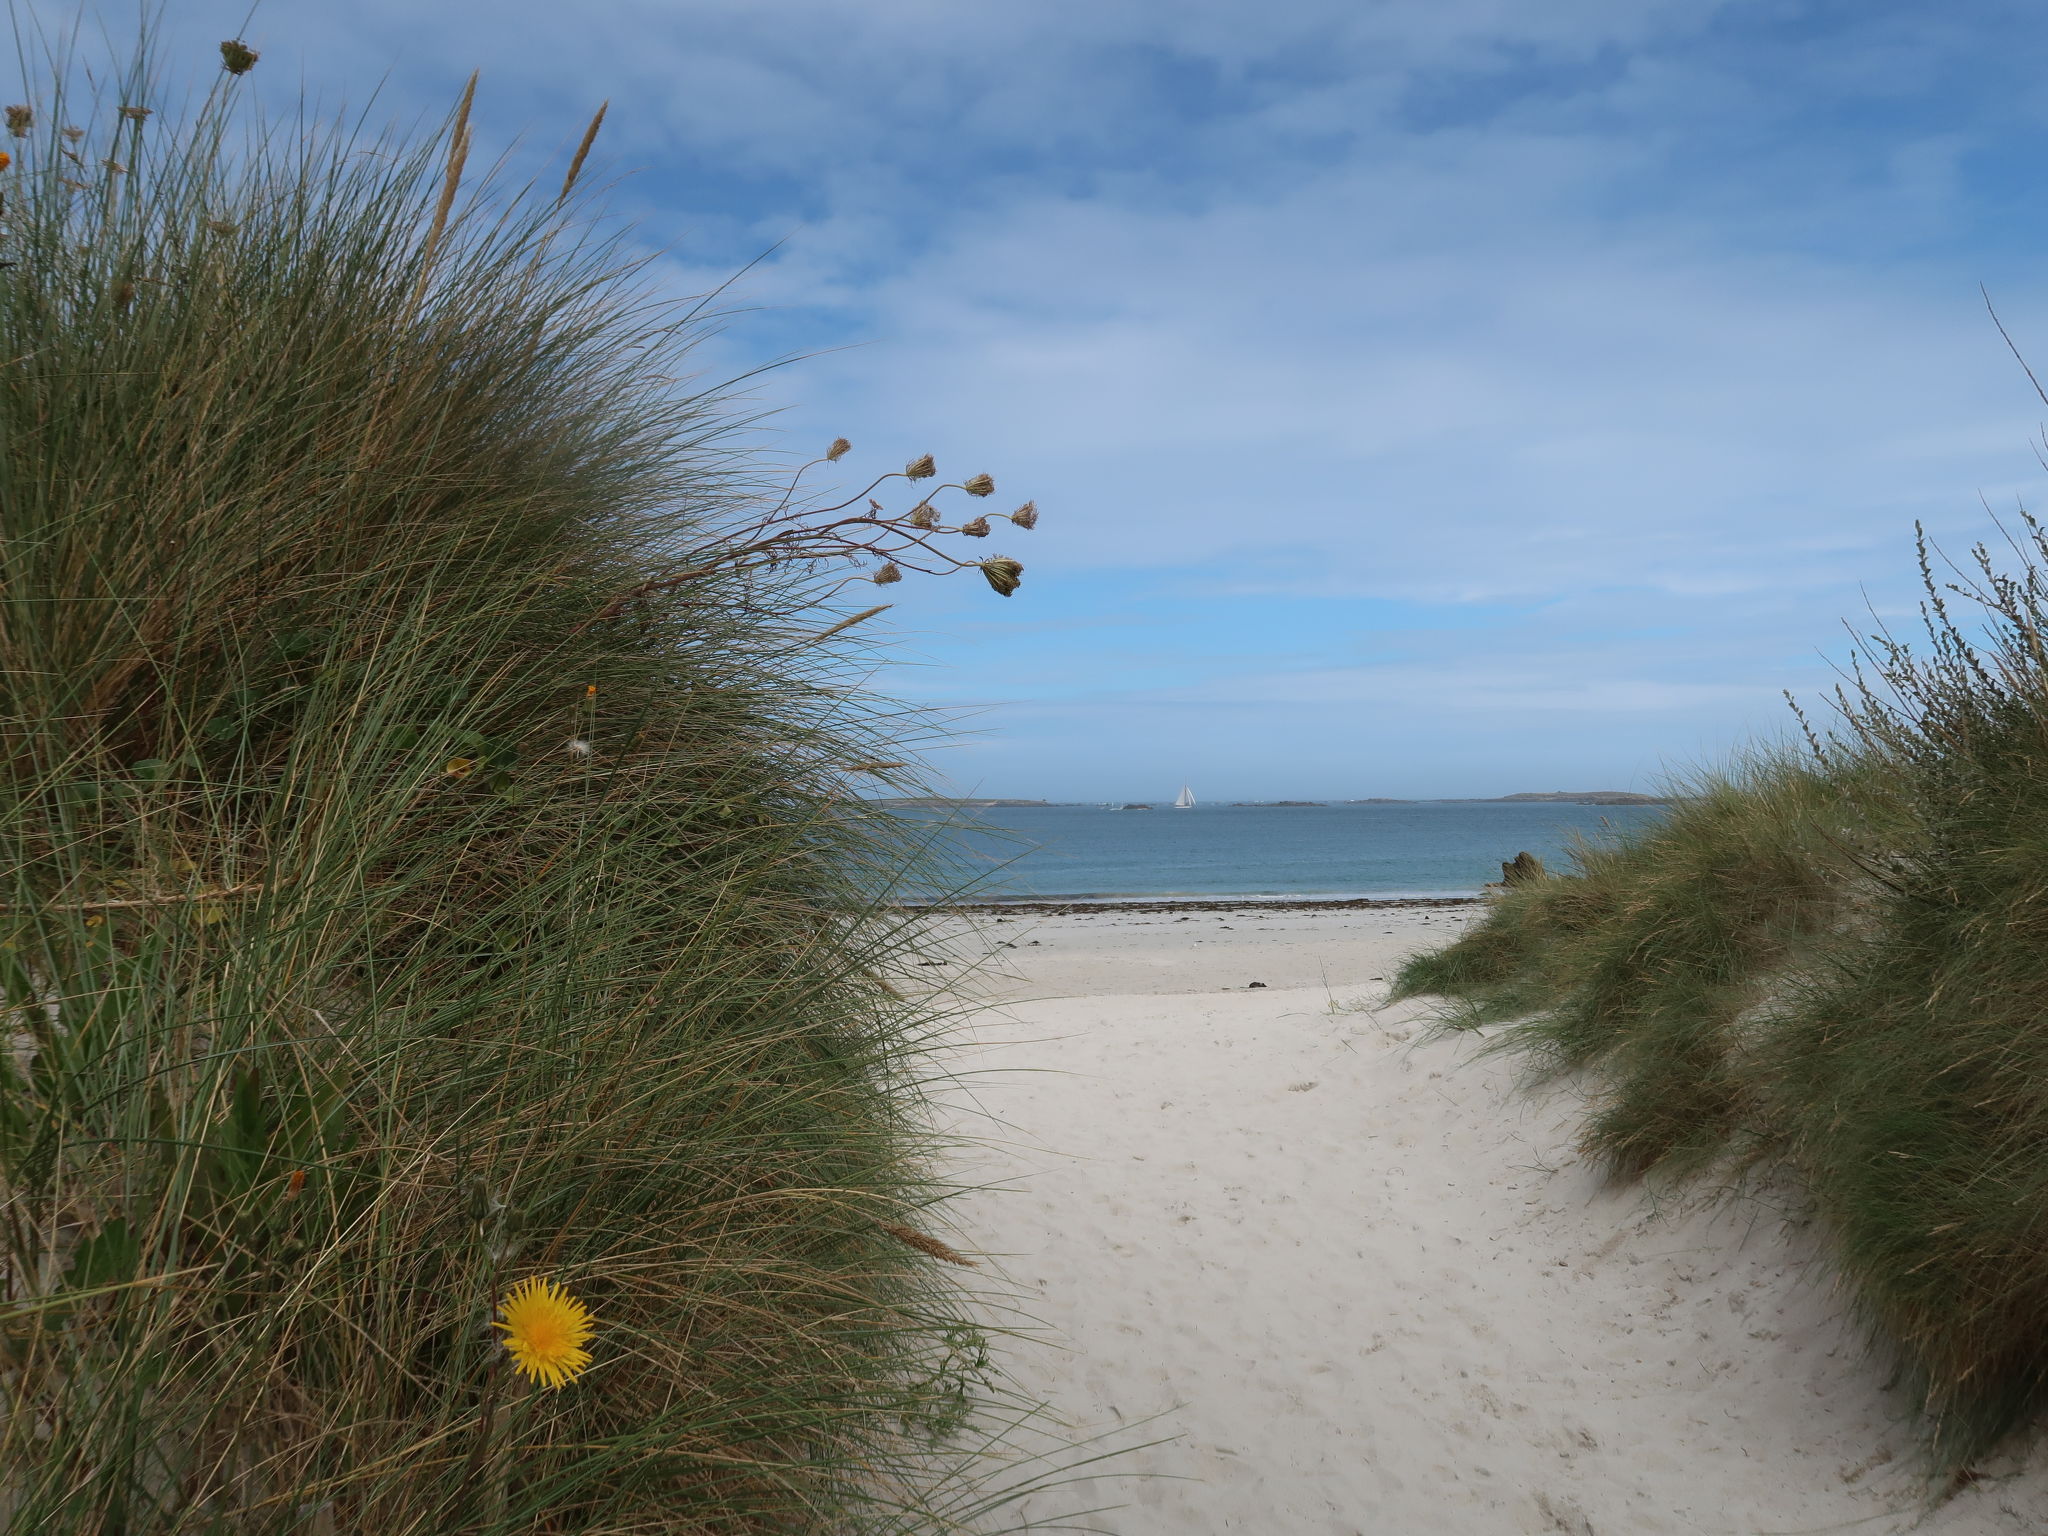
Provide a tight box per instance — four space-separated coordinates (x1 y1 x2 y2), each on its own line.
1172 784 1196 809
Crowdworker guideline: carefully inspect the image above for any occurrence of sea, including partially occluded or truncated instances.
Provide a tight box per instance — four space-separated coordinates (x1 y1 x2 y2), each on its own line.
903 800 1667 903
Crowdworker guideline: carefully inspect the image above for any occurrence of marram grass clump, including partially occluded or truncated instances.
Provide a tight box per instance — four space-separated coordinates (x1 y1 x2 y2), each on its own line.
1395 515 2048 1475
0 30 1073 1535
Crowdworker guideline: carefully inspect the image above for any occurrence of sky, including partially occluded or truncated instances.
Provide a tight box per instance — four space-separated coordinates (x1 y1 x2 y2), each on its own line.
27 0 2048 799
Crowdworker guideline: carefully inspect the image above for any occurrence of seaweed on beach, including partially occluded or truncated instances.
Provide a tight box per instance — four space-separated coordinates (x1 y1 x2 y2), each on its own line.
1394 510 2048 1472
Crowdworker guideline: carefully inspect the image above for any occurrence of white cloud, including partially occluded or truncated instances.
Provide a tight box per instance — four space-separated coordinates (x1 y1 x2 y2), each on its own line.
762 166 2048 609
23 0 2048 793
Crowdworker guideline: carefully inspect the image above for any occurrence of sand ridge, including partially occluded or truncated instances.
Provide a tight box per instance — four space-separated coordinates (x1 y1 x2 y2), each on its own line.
926 905 2048 1534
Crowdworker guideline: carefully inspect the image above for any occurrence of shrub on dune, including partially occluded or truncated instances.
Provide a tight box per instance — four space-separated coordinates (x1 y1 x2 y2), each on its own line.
1397 513 2048 1472
0 29 1053 1534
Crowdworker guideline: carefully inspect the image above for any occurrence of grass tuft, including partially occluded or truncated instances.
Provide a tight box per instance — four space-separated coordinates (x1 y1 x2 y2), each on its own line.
0 26 1088 1534
1398 513 2048 1470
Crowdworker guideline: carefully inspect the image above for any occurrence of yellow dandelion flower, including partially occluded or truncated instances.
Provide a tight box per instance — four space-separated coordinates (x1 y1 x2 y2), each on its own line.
493 1276 595 1389
443 756 476 778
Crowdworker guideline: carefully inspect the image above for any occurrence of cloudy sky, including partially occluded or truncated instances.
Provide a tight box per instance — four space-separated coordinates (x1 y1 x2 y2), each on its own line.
38 1 2048 798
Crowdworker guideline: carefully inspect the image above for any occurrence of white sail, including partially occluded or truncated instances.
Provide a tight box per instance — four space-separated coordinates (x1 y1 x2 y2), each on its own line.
1173 784 1195 809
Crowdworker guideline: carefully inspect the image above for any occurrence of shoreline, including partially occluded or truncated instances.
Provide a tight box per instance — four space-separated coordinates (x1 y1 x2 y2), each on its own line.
901 893 1486 916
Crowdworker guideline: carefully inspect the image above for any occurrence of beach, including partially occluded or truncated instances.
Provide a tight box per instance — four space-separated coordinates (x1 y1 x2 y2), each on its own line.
921 903 2048 1534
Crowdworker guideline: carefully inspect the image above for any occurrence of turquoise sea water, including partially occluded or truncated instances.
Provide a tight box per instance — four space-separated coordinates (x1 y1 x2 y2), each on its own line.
908 801 1667 902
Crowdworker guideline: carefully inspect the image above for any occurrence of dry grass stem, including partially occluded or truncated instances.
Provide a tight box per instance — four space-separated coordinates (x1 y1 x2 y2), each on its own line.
880 1223 978 1268
558 100 607 205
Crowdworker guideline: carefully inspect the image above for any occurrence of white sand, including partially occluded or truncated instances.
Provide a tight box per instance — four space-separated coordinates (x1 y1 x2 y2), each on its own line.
918 903 2048 1534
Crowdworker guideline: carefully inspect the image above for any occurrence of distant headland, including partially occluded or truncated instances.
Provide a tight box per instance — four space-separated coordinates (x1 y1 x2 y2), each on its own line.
874 791 1666 808
870 797 1052 808
1464 791 1666 805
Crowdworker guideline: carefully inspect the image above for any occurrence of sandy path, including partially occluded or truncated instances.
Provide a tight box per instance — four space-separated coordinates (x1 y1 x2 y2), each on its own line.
920 906 2048 1534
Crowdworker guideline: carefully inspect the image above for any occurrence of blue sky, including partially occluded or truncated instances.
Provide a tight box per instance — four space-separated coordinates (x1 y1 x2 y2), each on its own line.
36 0 2048 798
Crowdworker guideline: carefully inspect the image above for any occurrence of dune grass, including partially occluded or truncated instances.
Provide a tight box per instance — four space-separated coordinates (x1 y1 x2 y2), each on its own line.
1395 516 2048 1473
0 32 1079 1534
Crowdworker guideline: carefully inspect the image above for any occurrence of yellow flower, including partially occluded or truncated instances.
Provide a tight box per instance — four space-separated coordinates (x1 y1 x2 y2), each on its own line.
493 1276 595 1389
443 757 476 778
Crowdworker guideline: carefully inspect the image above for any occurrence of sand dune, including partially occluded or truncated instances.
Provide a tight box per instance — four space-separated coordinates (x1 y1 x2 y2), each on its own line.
925 905 2048 1534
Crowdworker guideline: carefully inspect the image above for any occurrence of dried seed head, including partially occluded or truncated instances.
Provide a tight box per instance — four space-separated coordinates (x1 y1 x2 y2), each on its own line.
879 1221 977 1268
825 436 851 462
119 105 151 121
905 454 936 480
205 219 237 236
979 557 1024 597
1009 500 1038 530
220 39 259 76
5 106 30 138
111 282 134 310
959 516 990 538
963 473 995 497
61 126 83 143
908 503 937 530
872 562 903 585
102 159 124 174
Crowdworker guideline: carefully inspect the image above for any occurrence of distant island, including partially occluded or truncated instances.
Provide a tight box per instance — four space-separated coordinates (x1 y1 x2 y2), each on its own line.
870 797 1051 809
1230 800 1324 806
1486 791 1666 805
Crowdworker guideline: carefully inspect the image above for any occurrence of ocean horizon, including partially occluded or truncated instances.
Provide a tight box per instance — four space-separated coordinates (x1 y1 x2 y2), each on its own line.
901 799 1667 902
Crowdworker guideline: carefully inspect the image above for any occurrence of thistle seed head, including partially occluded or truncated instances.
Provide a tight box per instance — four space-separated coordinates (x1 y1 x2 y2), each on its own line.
5 106 30 138
959 516 990 538
979 557 1024 597
220 39 259 76
1009 500 1038 530
905 454 936 480
908 504 937 529
873 562 903 585
963 472 995 497
564 739 593 756
825 436 851 462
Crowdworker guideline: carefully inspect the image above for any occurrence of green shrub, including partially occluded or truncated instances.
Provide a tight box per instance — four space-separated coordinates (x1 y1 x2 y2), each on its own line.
0 34 1063 1534
1397 512 2048 1469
